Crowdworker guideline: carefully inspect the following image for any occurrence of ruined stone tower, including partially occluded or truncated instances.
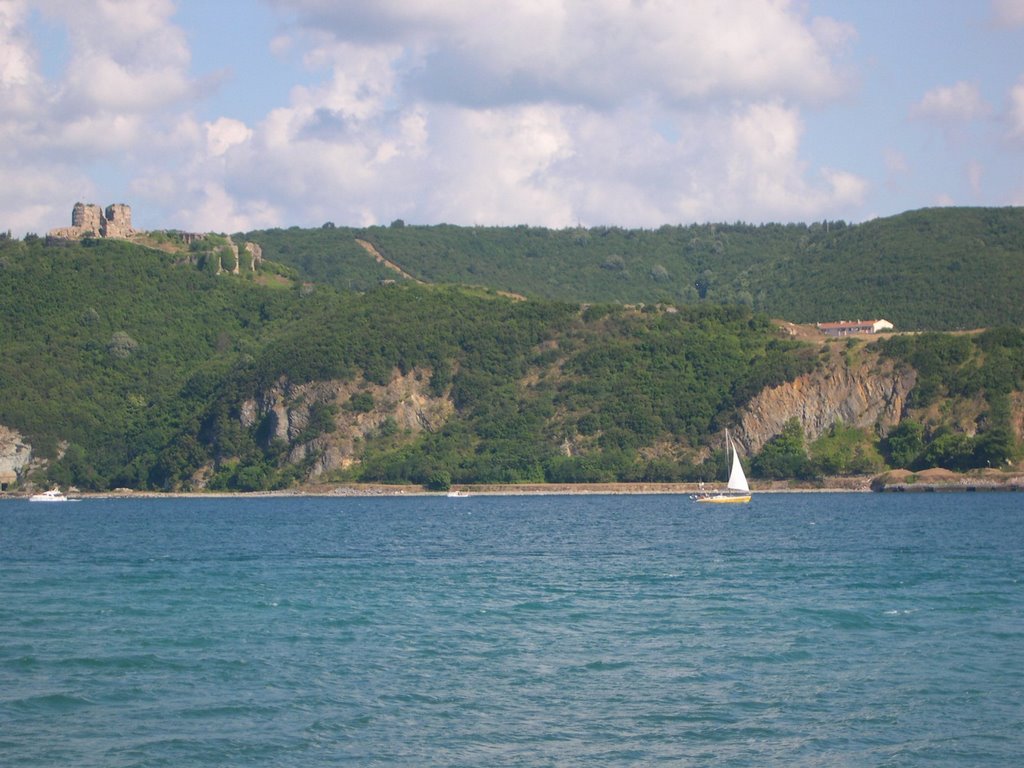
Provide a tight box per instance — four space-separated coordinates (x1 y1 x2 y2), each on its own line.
50 202 135 240
103 204 133 238
71 202 104 235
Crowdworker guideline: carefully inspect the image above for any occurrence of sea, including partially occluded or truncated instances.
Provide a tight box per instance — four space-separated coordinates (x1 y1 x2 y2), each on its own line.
1 492 1022 767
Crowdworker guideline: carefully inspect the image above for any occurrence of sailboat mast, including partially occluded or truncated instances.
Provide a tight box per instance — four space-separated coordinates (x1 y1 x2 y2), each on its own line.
725 428 731 479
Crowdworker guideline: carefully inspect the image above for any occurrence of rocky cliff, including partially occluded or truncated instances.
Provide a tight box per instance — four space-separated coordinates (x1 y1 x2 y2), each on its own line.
0 425 33 488
736 346 916 454
235 369 453 480
227 346 919 484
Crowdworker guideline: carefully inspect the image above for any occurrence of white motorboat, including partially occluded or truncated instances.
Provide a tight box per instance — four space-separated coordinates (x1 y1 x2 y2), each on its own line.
28 487 75 502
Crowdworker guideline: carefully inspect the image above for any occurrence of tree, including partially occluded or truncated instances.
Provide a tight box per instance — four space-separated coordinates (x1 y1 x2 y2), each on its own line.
882 421 925 469
649 265 671 283
973 395 1017 468
107 331 140 359
917 432 977 472
810 421 884 476
752 418 815 479
426 470 451 491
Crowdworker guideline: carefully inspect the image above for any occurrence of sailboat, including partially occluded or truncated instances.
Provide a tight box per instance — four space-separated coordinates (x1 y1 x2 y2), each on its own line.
693 430 752 503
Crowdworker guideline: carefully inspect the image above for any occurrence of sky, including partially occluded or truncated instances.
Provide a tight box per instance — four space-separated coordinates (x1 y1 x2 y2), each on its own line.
2 0 1024 236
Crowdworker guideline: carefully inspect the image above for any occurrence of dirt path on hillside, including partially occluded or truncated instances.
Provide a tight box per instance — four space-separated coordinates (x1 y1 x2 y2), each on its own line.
355 239 424 283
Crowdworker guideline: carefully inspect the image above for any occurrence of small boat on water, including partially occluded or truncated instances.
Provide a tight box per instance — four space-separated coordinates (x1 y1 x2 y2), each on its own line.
692 430 752 504
447 489 470 498
29 487 75 502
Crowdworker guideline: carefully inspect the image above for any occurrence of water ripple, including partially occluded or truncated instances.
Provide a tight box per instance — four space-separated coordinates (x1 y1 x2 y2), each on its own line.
2 493 1023 766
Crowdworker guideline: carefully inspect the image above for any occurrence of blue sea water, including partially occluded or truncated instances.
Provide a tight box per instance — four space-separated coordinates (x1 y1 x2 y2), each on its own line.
1 492 1023 766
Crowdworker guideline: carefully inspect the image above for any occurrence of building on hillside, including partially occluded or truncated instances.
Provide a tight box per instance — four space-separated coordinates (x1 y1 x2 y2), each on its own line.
49 202 135 240
816 319 894 336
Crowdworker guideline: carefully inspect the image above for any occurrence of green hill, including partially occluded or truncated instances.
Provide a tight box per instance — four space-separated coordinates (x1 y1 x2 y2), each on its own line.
757 208 1024 330
1 207 1023 493
0 235 299 487
247 207 1024 330
0 235 819 490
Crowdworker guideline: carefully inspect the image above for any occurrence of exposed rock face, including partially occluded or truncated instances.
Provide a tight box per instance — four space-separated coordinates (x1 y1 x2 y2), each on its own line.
217 238 262 274
244 242 262 270
736 349 916 454
239 369 453 479
0 425 33 488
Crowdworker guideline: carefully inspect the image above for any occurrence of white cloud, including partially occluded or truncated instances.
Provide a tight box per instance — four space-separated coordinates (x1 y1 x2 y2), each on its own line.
64 51 190 113
54 113 145 154
912 81 990 122
992 0 1024 26
182 0 864 230
0 2 36 89
716 102 866 219
270 0 852 107
206 117 252 157
0 1 63 232
173 181 282 234
38 0 192 115
1008 76 1024 141
0 0 40 115
3 0 868 235
0 0 202 234
418 104 577 225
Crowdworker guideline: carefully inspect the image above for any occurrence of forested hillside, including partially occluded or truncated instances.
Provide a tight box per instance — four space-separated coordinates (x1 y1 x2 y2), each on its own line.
1 211 1023 493
247 207 1024 330
0 235 298 487
179 295 816 490
0 235 818 490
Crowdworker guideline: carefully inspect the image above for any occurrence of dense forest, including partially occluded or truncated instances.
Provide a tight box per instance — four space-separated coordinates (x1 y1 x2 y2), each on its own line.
248 207 1024 331
1 206 1023 492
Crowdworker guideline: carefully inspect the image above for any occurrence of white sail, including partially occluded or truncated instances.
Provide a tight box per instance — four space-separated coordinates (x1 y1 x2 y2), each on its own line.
692 431 751 503
726 439 749 493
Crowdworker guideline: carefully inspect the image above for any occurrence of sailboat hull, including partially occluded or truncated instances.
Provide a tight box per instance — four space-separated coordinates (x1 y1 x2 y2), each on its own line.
694 494 751 504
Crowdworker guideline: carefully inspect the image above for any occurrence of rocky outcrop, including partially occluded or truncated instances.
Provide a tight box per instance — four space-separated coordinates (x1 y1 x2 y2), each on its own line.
736 348 915 454
239 369 453 479
244 242 262 271
0 425 33 489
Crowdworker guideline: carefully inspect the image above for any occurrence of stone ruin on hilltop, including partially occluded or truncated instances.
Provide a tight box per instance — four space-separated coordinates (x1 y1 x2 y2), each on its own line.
46 202 264 274
49 202 135 240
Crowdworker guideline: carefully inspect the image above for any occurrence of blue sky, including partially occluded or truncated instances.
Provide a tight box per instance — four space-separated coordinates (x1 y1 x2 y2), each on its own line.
3 0 1023 236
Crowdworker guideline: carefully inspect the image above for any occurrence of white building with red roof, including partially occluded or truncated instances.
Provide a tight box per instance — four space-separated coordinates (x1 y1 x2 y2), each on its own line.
816 319 894 337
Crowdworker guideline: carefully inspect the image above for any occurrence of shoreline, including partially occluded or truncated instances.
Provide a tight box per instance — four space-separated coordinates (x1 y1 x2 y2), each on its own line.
5 472 1023 500
5 484 865 500
6 479 871 500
